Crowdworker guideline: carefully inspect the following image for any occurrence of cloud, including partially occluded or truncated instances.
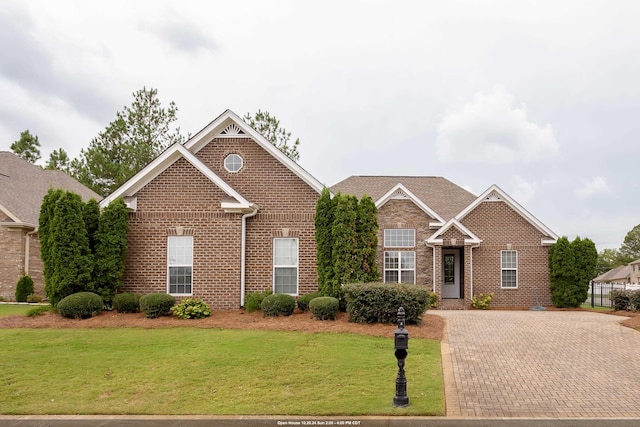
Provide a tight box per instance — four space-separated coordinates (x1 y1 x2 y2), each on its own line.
511 175 537 203
141 12 218 54
575 176 610 199
436 87 558 164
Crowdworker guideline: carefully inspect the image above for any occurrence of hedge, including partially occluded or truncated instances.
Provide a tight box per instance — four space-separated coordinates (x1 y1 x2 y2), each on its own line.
611 289 640 312
343 282 431 324
57 292 104 319
244 289 273 313
139 293 176 318
113 293 140 313
297 292 321 312
309 296 339 320
261 293 296 317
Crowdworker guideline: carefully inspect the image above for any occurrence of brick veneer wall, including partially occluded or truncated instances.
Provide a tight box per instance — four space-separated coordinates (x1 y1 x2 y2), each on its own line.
121 136 320 309
0 227 44 301
377 199 435 288
461 201 553 308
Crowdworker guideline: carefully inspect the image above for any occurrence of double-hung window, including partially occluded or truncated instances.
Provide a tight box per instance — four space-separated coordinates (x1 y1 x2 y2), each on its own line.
501 250 518 288
274 238 298 295
384 229 416 284
167 236 193 295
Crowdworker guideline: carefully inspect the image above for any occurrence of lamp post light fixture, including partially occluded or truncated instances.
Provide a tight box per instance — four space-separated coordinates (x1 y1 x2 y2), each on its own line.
393 306 409 407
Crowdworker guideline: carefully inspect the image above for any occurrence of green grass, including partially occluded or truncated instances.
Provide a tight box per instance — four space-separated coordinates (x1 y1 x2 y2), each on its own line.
0 303 35 317
0 328 443 416
580 303 613 311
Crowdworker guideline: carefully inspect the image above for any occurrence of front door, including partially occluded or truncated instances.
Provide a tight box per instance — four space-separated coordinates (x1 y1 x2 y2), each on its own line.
442 249 461 299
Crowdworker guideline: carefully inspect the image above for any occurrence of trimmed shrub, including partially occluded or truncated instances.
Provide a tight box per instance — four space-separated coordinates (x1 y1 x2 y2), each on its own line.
171 297 212 319
139 293 176 318
26 294 43 303
261 293 296 317
244 289 273 313
630 290 640 311
113 293 140 313
343 282 431 324
309 296 339 320
471 292 494 310
297 292 321 312
15 275 35 302
26 306 51 317
611 289 640 312
57 292 103 319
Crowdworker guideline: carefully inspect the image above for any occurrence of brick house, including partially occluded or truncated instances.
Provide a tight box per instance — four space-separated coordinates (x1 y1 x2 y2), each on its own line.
101 109 558 310
0 151 100 300
99 110 325 309
331 176 558 308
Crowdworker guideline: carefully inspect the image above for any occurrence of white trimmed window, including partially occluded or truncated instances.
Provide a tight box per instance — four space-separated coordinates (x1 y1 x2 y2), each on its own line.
167 236 193 295
501 250 518 288
224 153 243 172
384 229 415 247
384 251 415 284
274 238 298 295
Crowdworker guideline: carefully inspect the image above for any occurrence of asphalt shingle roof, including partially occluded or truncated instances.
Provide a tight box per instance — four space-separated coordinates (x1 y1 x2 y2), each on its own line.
0 151 101 226
330 175 477 221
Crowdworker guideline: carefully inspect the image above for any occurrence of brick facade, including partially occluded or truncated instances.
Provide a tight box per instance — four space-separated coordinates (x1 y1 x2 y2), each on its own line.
0 227 44 301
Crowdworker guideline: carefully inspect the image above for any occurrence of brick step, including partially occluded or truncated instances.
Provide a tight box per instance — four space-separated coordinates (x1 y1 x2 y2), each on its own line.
438 299 467 310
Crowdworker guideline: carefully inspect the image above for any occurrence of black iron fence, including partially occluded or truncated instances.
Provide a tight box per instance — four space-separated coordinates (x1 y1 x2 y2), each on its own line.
587 281 640 308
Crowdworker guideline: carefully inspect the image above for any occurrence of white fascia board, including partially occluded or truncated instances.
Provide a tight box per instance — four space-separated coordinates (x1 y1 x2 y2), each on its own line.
375 183 445 223
184 109 326 194
426 218 482 245
455 184 559 241
100 143 251 210
1 221 36 230
0 203 21 223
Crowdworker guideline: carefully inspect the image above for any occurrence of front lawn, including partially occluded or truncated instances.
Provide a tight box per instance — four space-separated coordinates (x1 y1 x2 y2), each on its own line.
0 303 34 317
0 328 443 415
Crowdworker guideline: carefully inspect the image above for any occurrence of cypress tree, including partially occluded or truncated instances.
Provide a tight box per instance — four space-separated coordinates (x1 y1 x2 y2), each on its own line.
83 198 100 254
315 187 335 294
572 236 597 305
39 189 64 299
356 194 379 282
331 194 359 290
93 198 129 306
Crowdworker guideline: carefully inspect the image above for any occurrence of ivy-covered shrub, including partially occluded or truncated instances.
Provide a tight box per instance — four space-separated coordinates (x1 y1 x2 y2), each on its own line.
57 292 104 319
297 292 321 312
15 275 35 302
261 293 296 317
139 293 176 318
309 296 339 320
113 293 140 313
343 282 431 324
471 292 494 310
244 289 273 313
171 297 212 319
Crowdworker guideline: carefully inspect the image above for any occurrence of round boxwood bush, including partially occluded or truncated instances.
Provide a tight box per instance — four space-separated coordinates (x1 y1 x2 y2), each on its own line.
309 296 339 320
297 292 320 312
15 275 35 302
244 289 273 313
113 292 140 313
139 293 176 318
57 292 104 319
261 293 296 317
171 297 212 319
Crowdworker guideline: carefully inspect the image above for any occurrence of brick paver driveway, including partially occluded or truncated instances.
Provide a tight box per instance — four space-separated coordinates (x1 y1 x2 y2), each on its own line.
436 310 640 417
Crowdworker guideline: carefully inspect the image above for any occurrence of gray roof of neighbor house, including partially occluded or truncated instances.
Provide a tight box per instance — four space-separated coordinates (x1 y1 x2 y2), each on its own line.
330 176 477 221
594 265 631 282
0 151 101 227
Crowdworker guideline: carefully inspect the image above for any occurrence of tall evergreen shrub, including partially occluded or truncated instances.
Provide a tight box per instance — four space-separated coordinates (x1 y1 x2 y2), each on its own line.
315 187 335 294
39 189 64 296
549 236 597 307
356 195 379 282
15 275 34 302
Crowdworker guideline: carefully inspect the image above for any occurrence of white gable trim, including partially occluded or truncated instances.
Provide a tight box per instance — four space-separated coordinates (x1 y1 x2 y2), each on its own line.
455 184 558 244
99 144 253 212
426 218 482 245
376 183 445 227
0 203 21 224
184 109 325 194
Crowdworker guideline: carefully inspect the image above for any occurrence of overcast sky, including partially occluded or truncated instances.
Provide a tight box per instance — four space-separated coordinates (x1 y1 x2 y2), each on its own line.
1 0 638 250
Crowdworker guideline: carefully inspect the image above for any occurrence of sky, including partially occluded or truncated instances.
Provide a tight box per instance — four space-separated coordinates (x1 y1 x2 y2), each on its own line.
1 0 639 250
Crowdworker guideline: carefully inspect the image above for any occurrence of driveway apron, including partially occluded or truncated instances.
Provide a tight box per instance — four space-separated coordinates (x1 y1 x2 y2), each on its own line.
436 310 640 417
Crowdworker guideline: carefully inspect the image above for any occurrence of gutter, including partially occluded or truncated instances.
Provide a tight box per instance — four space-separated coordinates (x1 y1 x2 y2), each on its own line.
240 205 259 307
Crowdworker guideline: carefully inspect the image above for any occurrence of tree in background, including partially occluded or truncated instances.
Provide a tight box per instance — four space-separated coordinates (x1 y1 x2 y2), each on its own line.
549 236 597 308
595 248 631 276
315 187 335 295
620 224 640 262
71 87 185 197
243 109 300 162
92 198 129 306
45 148 72 173
11 130 41 164
356 195 379 282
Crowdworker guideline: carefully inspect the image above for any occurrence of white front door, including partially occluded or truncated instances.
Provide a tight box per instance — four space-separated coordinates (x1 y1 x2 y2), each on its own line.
442 249 461 299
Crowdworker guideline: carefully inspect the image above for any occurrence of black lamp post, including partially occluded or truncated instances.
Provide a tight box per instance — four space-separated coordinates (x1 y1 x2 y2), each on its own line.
393 306 409 407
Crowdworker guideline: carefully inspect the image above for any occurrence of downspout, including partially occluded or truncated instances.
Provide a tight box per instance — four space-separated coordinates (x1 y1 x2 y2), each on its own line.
240 206 259 308
24 228 38 277
425 241 437 294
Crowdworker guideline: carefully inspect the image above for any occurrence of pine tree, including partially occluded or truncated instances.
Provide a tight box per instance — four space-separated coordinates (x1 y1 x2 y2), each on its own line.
11 130 41 164
243 110 301 162
315 187 335 294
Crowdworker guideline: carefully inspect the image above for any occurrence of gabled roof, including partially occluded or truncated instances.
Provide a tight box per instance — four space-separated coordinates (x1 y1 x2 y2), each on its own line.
99 144 253 212
376 183 445 225
594 265 630 282
184 109 325 194
330 176 476 221
456 184 558 245
0 151 100 228
427 218 482 245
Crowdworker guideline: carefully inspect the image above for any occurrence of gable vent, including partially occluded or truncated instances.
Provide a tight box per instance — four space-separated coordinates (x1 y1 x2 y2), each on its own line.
219 123 245 136
391 190 409 200
485 191 503 202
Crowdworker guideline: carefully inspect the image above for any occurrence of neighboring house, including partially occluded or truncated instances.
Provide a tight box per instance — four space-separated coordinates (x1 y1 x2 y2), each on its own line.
594 259 640 285
331 177 558 308
101 109 559 310
100 110 325 309
630 259 640 285
0 152 100 300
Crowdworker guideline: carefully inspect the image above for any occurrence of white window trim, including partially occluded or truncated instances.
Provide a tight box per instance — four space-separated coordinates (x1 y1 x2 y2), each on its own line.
384 229 416 248
224 153 243 173
501 250 518 289
273 237 299 295
167 236 194 296
384 250 416 284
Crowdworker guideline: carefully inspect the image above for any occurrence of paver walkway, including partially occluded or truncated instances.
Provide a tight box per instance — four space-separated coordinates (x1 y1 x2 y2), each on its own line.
435 310 640 417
